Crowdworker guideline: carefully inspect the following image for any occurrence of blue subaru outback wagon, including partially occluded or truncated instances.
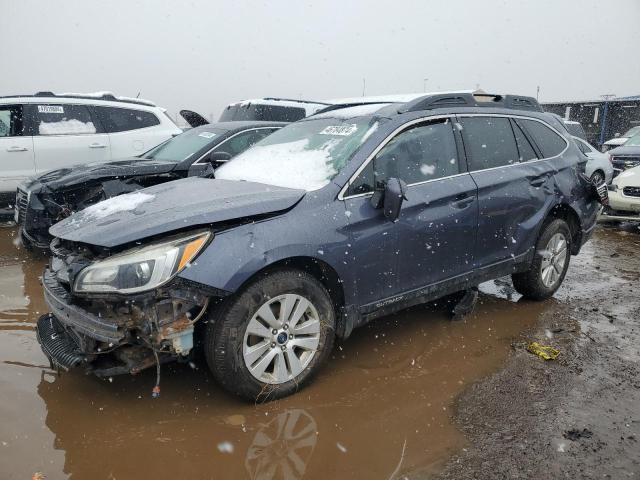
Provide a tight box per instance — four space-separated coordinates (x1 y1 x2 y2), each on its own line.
38 93 600 400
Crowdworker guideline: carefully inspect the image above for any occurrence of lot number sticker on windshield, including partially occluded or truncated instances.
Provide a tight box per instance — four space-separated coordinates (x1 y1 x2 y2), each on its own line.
319 124 357 136
37 105 64 114
198 132 216 139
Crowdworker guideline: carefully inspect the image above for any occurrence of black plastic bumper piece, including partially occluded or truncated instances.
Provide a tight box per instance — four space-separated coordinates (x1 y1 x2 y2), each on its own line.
42 269 124 344
36 314 85 370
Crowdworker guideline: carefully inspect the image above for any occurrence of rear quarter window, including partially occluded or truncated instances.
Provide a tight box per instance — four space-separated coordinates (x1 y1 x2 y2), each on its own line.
518 119 567 158
95 106 160 133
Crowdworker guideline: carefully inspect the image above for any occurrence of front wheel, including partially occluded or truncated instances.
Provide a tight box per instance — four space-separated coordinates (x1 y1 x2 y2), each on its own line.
205 269 335 401
512 219 572 300
590 170 605 185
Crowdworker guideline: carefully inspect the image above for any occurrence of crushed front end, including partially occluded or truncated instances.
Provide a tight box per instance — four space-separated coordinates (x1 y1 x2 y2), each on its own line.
37 233 222 377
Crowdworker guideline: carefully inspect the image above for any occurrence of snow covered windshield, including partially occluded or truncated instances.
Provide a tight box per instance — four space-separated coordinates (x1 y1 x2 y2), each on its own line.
143 127 226 162
215 116 380 191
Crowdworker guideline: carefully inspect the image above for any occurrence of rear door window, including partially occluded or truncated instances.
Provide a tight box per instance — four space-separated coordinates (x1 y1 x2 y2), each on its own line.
0 105 24 137
460 116 519 170
347 118 459 195
517 119 567 158
94 106 160 132
35 104 98 135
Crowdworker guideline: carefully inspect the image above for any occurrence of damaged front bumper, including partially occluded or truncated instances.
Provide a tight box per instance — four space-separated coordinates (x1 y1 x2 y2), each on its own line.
37 267 222 377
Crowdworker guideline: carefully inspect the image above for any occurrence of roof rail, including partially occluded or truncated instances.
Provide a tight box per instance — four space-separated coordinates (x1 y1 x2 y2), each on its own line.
0 92 156 107
261 97 331 106
399 92 543 113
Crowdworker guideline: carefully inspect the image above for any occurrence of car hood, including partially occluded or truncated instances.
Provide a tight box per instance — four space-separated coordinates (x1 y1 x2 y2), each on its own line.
608 145 640 156
49 178 305 248
604 137 629 146
613 165 640 187
23 158 178 192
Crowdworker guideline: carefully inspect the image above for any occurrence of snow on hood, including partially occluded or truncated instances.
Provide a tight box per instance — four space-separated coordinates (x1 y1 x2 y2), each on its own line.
81 192 155 219
215 138 337 191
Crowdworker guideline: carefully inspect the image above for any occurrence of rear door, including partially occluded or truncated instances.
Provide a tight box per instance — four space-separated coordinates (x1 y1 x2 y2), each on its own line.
95 106 170 158
29 103 111 173
460 115 562 274
0 104 34 196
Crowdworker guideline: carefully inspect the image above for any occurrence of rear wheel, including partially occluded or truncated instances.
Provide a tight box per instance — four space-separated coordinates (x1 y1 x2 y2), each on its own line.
205 269 335 401
512 219 571 300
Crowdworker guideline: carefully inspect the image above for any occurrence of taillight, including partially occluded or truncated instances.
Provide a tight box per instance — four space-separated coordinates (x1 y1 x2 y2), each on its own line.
607 153 613 163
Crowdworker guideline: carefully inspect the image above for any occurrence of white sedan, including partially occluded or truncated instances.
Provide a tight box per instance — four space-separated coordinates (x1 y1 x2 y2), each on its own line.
600 165 640 222
573 137 614 184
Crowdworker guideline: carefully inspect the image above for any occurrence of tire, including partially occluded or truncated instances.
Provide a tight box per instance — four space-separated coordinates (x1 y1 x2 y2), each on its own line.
512 219 572 300
590 170 605 185
205 269 335 401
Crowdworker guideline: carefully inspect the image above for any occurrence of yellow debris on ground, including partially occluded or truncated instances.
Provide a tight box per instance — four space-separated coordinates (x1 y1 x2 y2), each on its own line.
527 342 560 360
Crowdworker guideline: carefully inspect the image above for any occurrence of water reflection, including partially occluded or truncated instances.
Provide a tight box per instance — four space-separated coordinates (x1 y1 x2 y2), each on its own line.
246 409 317 480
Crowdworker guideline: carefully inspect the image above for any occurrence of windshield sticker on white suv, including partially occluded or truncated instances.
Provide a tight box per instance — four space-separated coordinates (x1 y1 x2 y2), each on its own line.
37 105 64 114
198 131 216 139
319 124 357 136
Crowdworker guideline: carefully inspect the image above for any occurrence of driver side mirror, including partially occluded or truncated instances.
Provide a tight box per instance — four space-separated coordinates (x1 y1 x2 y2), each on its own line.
369 177 408 222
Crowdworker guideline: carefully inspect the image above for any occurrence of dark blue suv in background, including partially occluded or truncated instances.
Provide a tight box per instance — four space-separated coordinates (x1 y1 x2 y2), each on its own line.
37 92 599 401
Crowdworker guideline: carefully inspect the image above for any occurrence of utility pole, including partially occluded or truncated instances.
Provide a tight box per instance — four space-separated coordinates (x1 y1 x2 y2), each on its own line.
423 78 428 93
362 78 366 97
536 86 540 101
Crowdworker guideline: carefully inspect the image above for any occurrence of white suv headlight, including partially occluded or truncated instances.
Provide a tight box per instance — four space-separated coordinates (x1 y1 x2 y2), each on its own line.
74 232 211 294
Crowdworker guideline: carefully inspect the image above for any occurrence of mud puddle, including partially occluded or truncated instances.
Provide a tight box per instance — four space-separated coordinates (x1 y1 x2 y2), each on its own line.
0 225 554 479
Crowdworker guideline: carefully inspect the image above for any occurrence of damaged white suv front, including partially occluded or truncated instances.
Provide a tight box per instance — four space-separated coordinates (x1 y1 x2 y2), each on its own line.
600 165 640 222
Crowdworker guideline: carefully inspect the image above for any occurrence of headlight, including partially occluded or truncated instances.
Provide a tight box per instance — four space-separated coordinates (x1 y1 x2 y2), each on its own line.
74 231 211 294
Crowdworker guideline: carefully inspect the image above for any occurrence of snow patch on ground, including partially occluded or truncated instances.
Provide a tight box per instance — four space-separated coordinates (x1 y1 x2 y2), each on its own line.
81 192 155 219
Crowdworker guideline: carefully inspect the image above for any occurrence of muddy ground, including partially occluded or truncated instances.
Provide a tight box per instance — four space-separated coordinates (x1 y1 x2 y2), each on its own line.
0 222 638 479
436 223 640 480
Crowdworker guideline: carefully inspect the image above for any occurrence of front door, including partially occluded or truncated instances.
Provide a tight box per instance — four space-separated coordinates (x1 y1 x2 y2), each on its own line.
0 104 35 197
344 117 479 308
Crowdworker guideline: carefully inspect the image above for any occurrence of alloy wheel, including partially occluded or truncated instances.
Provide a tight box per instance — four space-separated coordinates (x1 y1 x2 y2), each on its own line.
243 294 321 384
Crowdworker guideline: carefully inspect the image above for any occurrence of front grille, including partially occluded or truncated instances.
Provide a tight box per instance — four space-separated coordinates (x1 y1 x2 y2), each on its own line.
15 188 28 224
611 156 640 172
623 186 640 198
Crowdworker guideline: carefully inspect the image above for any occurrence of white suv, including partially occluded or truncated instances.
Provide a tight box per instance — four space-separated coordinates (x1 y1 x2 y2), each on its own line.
0 92 181 212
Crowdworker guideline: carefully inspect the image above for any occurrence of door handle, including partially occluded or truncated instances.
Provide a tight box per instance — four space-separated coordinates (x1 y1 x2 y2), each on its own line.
6 146 28 152
89 143 107 149
451 193 476 209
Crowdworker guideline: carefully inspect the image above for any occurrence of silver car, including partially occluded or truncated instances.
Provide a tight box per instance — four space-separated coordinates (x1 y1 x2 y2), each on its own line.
573 136 614 184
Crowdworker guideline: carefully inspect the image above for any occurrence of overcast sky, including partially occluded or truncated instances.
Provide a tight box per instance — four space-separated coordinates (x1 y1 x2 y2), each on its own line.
2 0 639 121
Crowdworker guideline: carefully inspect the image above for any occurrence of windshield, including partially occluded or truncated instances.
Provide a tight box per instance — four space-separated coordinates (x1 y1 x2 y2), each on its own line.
142 127 226 162
624 134 640 146
215 116 381 190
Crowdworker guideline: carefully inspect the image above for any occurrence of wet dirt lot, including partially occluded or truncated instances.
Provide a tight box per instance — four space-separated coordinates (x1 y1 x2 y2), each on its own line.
0 222 638 479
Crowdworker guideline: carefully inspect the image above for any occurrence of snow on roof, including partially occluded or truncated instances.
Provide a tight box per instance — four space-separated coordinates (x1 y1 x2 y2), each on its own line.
227 98 327 116
311 103 391 119
58 91 156 106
